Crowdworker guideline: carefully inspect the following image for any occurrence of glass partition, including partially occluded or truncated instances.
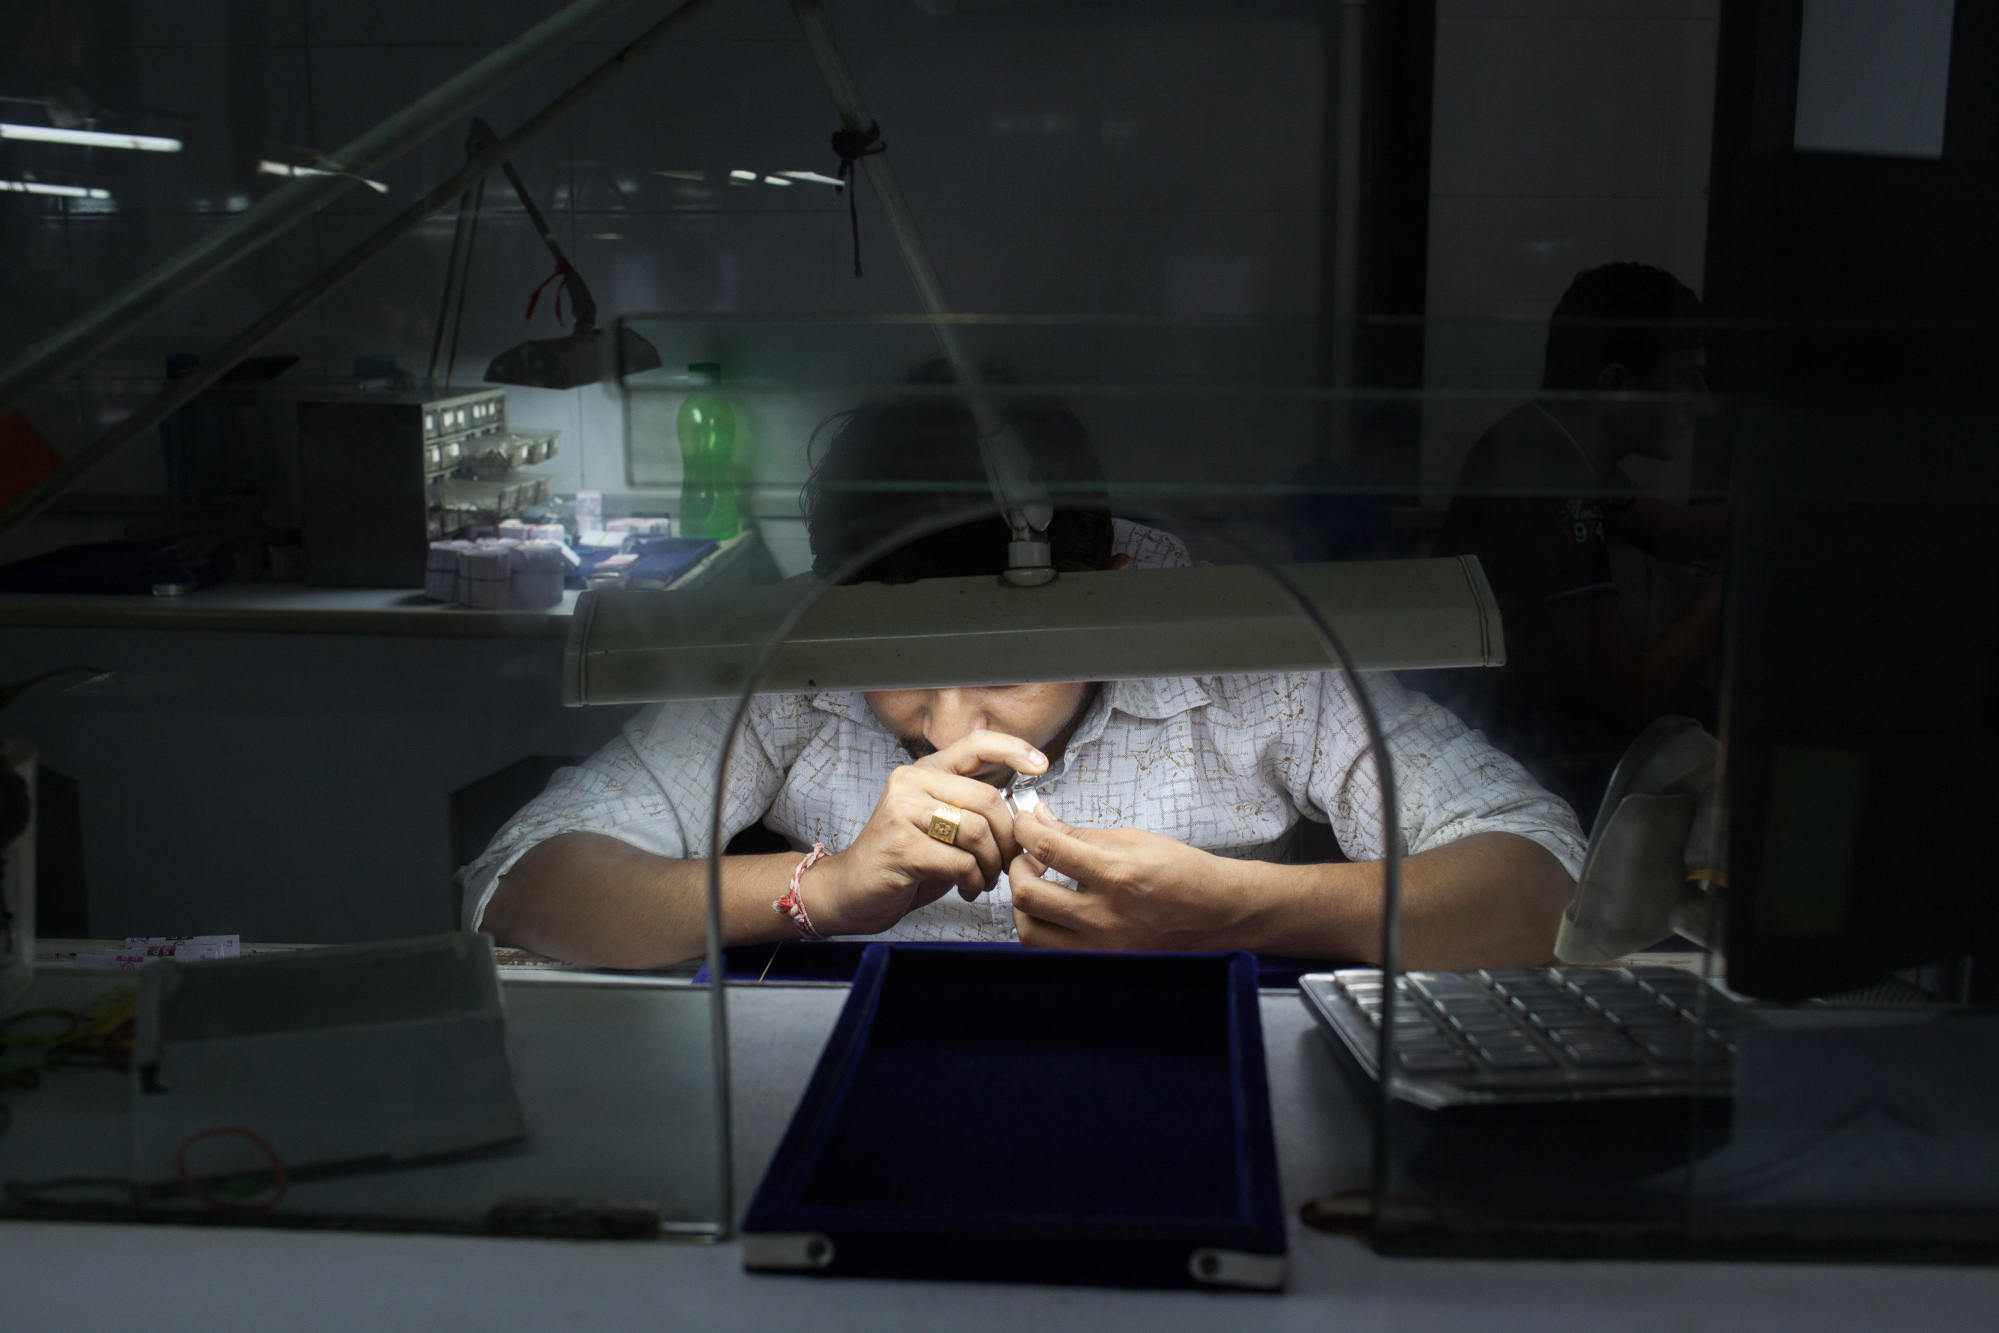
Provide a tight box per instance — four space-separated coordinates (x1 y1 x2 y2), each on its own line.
0 541 731 1240
3 0 1994 1272
608 310 1999 1263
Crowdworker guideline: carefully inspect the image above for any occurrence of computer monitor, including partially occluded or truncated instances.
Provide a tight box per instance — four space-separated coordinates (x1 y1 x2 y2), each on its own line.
1722 403 1999 1001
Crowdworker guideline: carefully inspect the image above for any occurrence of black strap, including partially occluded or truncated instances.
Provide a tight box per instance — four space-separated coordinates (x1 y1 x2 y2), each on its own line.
831 122 885 277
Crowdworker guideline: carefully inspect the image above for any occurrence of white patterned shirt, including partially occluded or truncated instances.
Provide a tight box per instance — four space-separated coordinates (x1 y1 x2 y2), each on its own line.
461 522 1586 941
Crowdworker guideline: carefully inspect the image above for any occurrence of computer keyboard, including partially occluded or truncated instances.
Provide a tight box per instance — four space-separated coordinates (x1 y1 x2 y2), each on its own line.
1300 965 1758 1109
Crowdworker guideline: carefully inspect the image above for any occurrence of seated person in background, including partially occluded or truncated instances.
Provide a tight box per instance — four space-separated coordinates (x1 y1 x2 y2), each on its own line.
1430 262 1724 825
466 381 1586 972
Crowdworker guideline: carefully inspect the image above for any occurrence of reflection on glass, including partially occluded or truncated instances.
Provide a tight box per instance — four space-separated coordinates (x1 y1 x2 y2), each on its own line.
476 356 1582 981
1427 263 1723 831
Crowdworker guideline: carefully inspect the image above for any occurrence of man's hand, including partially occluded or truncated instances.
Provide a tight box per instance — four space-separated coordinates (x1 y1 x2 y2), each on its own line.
1007 806 1262 951
810 730 1046 937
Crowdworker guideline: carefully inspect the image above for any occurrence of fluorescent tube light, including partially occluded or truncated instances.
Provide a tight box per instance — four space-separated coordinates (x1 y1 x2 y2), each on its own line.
256 159 388 194
0 179 108 199
776 170 845 188
563 557 1506 704
0 123 181 152
728 169 758 183
763 174 792 186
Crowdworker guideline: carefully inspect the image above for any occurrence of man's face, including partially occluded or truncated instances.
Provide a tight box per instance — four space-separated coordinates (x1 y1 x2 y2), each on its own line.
1601 346 1710 462
866 683 1095 785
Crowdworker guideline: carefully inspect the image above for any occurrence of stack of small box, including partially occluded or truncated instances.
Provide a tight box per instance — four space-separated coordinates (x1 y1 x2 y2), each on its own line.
424 537 573 609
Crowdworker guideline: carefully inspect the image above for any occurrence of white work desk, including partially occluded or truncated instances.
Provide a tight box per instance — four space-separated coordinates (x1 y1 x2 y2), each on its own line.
5 981 1998 1332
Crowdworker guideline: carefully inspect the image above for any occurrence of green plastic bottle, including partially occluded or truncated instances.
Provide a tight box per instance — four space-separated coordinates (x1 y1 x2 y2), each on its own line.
676 362 739 539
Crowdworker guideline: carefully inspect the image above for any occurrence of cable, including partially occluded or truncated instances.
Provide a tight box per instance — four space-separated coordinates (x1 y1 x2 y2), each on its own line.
4 1176 143 1212
829 122 882 276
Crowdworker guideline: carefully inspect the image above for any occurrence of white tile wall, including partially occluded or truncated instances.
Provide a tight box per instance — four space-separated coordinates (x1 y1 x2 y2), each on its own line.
4 2 1728 524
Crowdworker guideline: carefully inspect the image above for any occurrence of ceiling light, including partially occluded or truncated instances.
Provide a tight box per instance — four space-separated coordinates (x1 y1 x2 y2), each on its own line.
775 170 845 188
654 169 705 181
0 123 181 152
763 174 792 186
0 179 108 199
256 159 388 194
728 169 758 183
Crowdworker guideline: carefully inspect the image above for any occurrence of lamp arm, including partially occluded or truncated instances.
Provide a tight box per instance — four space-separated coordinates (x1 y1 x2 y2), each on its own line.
787 0 1052 576
469 117 600 331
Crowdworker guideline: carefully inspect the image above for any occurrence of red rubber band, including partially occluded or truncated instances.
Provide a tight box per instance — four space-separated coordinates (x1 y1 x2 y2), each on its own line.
174 1125 290 1213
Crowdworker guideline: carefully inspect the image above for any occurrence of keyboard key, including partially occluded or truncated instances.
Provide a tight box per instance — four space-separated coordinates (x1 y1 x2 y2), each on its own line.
1400 1049 1473 1073
1633 1031 1701 1061
1615 1007 1679 1031
1598 998 1673 1022
1561 1040 1644 1068
1556 968 1635 994
1494 980 1565 1000
1481 968 1553 986
1412 972 1485 999
1478 1044 1556 1070
1449 1012 1527 1033
1629 966 1702 986
1520 1004 1592 1030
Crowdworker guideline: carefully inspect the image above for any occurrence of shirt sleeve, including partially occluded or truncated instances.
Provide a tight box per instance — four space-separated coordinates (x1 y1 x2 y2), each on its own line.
456 696 792 931
1294 670 1588 878
1111 517 1194 570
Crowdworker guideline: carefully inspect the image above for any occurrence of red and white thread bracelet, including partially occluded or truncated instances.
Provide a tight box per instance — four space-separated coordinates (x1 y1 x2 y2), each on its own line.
774 843 831 941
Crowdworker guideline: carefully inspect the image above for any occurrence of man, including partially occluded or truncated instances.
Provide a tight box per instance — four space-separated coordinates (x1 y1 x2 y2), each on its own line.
1431 262 1724 824
466 381 1585 971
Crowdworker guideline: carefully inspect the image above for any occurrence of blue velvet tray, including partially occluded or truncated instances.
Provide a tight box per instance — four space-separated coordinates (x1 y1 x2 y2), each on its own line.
741 944 1287 1290
703 939 1343 991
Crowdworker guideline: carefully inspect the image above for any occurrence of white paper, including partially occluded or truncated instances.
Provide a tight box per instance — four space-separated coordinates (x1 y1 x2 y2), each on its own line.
67 935 243 967
126 934 240 957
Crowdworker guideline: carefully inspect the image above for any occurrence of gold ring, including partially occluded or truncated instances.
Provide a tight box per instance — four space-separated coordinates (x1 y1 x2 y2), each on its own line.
926 805 965 846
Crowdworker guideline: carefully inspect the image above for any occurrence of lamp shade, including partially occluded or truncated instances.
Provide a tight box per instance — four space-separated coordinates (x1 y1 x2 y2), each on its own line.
562 555 1505 705
486 325 663 390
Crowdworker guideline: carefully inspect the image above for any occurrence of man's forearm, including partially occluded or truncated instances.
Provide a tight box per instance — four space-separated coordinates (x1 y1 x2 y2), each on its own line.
1614 499 1727 564
481 832 804 969
1232 831 1574 970
1621 574 1722 716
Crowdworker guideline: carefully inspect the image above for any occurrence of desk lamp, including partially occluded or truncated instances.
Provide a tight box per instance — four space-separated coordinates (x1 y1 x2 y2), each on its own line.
431 117 661 393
